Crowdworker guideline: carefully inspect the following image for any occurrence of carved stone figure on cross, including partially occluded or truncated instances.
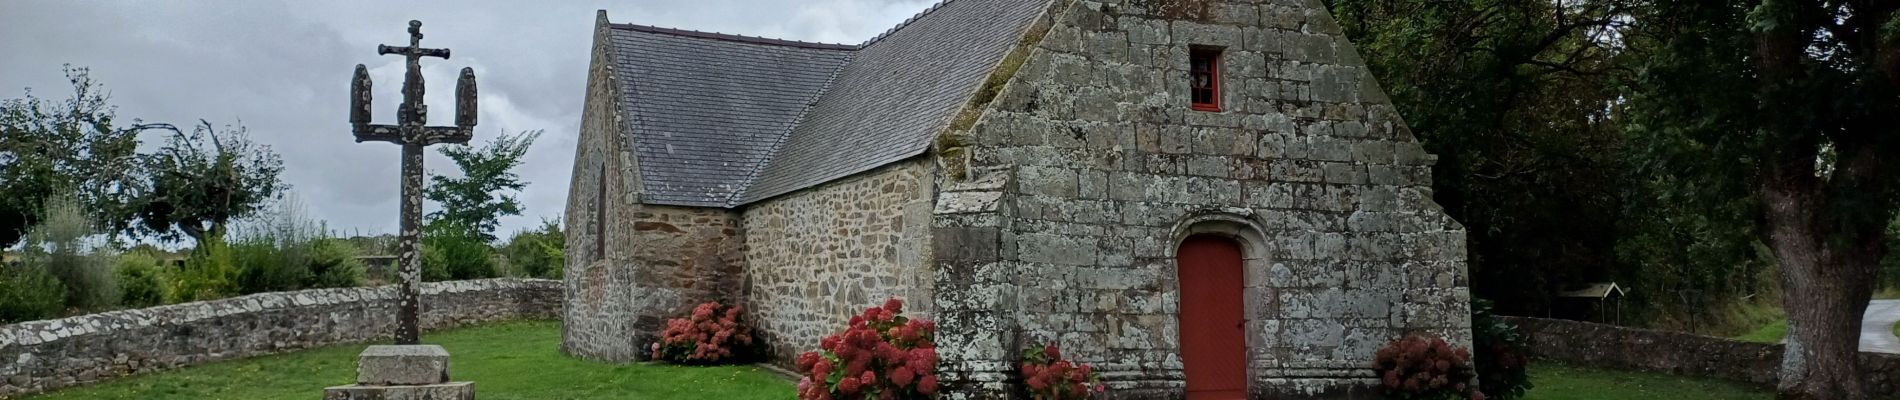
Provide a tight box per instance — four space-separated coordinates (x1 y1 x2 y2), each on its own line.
348 19 476 346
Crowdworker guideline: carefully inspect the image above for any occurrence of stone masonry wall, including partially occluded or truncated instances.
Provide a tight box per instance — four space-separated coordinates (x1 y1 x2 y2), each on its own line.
627 205 745 344
742 158 936 364
1506 316 1900 397
563 12 650 363
936 0 1472 398
0 279 561 399
565 192 740 364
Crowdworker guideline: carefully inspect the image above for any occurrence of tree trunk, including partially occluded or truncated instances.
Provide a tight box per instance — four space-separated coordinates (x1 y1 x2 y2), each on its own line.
181 222 207 247
1763 181 1879 400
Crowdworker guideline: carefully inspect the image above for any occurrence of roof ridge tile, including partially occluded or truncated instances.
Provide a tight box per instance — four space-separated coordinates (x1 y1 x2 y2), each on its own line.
609 23 859 50
859 0 956 47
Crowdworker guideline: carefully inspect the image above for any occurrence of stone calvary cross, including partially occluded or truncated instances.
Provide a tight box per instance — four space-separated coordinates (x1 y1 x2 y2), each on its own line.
349 20 475 345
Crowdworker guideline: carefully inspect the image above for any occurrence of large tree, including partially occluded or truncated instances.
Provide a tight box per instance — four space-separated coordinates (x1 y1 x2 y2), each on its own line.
125 120 287 245
0 67 143 247
425 130 539 242
1327 0 1630 316
1622 0 1900 398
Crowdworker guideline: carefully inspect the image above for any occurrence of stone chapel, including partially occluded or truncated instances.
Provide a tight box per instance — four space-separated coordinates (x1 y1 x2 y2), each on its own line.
561 0 1472 398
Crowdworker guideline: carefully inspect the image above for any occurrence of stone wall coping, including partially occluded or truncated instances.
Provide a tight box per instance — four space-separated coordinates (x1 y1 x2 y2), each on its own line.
1 278 560 398
1502 316 1900 396
0 278 559 349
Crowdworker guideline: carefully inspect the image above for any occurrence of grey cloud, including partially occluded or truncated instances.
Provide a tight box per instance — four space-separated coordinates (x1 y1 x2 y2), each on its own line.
1 0 935 239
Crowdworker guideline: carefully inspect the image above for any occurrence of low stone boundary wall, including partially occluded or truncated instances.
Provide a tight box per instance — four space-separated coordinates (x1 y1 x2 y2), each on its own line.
0 278 561 398
1503 316 1900 397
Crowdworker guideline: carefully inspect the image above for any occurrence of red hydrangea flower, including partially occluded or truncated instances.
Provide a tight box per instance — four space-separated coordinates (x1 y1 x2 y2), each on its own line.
651 301 753 364
796 298 940 400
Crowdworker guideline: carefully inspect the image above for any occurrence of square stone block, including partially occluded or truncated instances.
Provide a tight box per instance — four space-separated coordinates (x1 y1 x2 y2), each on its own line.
357 345 451 385
324 381 474 400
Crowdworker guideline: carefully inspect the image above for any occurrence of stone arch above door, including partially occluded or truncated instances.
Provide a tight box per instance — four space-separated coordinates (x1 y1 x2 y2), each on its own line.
1167 209 1271 265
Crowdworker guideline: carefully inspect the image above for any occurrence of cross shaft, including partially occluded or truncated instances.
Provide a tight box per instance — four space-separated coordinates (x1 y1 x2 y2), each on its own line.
347 20 477 346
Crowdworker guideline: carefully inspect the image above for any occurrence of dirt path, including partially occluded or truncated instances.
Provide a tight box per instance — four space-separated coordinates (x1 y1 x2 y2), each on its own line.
1862 299 1900 354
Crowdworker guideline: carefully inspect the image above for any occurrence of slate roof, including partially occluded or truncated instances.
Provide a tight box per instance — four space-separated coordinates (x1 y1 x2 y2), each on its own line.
605 25 853 207
600 0 1052 207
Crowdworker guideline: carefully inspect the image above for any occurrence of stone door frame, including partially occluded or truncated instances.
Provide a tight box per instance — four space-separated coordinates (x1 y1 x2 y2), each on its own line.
1166 209 1272 397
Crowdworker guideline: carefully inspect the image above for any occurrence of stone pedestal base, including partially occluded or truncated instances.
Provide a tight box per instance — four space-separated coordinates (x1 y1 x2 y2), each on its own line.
324 381 474 400
324 345 473 399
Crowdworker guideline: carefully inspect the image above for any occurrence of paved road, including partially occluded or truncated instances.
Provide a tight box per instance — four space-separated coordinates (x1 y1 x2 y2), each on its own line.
1864 299 1900 354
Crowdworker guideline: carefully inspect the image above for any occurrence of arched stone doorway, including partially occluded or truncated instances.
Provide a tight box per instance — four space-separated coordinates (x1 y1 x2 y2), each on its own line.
1169 211 1269 400
1178 235 1247 399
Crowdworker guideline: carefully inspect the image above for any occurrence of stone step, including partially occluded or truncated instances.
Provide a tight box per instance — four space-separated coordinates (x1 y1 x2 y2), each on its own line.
324 381 474 400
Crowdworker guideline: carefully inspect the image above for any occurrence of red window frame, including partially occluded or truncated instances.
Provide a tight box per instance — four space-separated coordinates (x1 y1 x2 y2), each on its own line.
1190 47 1222 112
1193 47 1223 111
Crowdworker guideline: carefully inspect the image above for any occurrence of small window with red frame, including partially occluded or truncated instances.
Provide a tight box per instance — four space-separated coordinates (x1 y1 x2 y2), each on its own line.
1190 47 1222 111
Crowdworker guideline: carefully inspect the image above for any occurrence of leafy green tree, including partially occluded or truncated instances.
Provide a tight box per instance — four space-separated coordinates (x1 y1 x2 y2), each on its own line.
426 131 540 242
124 120 287 245
0 66 143 247
1327 0 1630 316
1620 0 1900 397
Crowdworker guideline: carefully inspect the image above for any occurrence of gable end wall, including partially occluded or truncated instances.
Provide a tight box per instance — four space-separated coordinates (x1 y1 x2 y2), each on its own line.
563 14 641 362
932 0 1472 398
566 14 747 363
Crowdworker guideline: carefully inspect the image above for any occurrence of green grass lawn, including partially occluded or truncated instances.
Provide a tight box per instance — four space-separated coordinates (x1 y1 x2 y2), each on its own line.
1734 319 1788 343
25 321 793 400
26 320 1772 400
1525 363 1770 400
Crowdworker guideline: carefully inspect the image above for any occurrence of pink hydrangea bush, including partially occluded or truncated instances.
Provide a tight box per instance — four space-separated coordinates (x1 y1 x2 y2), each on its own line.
1020 343 1106 400
649 301 755 364
795 298 941 400
1372 334 1485 400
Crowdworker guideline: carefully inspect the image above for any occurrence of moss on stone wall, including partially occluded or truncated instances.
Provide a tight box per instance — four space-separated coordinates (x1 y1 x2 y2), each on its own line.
936 0 1074 182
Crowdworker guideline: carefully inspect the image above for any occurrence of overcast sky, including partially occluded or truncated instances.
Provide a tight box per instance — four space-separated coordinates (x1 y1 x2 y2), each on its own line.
0 0 934 240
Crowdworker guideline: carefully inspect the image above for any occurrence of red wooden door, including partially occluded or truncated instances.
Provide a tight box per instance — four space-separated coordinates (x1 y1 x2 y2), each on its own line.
1177 235 1248 399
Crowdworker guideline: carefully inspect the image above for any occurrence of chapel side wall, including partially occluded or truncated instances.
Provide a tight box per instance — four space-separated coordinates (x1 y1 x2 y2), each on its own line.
563 13 642 362
625 205 745 329
947 0 1472 397
741 158 936 365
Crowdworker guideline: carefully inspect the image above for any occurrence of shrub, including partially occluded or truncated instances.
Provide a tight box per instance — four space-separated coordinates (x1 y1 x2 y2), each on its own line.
173 235 239 303
23 194 119 311
422 244 451 282
501 219 563 279
1020 344 1105 400
1372 335 1484 400
1471 299 1532 399
115 252 167 308
230 197 323 294
795 298 940 400
424 232 497 281
306 238 366 288
649 301 756 364
0 263 67 323
233 238 307 294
